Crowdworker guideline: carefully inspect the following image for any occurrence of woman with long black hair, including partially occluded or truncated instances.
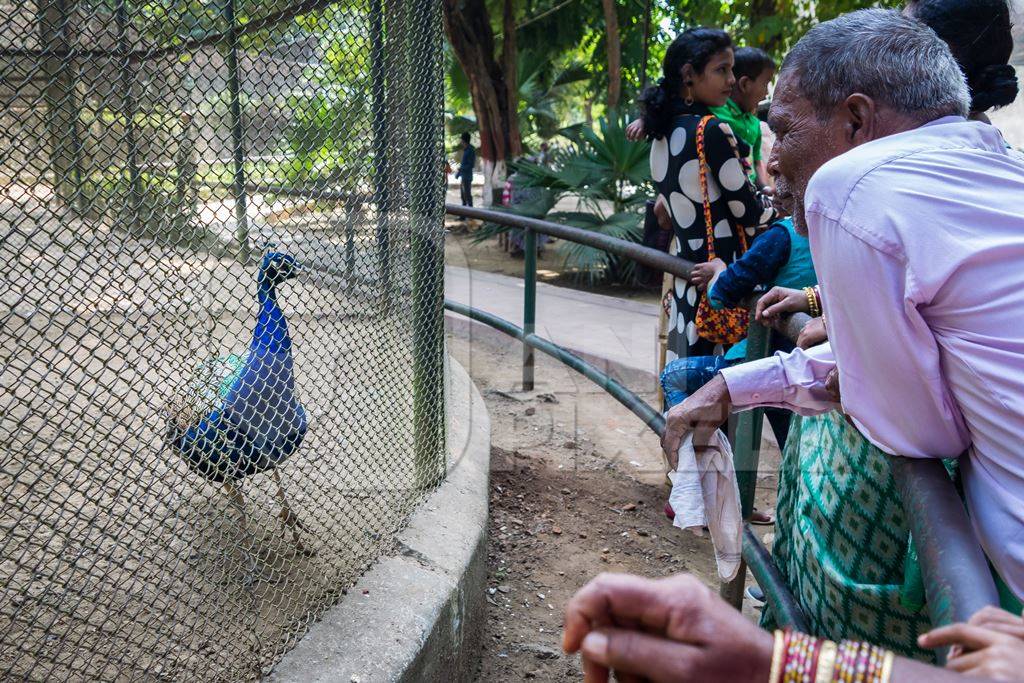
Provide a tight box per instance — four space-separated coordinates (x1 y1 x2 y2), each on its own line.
638 28 776 363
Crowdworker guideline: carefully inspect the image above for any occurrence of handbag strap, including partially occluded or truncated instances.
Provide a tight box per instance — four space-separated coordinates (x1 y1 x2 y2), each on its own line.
695 115 748 263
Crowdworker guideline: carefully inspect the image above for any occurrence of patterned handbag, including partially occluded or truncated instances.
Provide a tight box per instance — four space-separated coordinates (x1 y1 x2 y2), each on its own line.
693 115 750 345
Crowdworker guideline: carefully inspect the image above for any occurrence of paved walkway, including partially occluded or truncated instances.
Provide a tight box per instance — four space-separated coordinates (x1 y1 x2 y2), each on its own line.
444 265 660 379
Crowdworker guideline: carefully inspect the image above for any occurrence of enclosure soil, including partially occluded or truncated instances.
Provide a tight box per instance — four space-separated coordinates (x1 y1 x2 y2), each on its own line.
446 328 779 682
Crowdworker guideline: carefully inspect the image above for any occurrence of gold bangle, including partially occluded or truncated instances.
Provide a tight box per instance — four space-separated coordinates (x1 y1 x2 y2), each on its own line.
803 287 820 317
769 630 786 683
879 650 895 683
814 640 838 683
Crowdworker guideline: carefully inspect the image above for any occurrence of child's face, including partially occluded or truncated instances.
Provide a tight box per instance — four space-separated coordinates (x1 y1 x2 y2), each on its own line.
737 66 775 113
687 49 736 108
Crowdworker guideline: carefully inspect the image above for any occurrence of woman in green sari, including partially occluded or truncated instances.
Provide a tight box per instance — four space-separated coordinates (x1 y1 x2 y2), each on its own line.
765 411 934 658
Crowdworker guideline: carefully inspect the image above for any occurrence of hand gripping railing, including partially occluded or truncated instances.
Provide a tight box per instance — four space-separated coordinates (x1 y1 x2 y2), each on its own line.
444 203 999 643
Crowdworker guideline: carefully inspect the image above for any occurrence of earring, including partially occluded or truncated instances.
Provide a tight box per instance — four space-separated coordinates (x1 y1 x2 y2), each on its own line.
684 86 694 107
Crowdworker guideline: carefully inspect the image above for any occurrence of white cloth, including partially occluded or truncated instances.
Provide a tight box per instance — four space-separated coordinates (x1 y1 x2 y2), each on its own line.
668 430 743 582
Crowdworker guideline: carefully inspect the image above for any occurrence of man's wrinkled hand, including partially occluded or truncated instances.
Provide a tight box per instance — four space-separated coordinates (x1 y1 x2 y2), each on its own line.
563 572 773 683
661 375 732 468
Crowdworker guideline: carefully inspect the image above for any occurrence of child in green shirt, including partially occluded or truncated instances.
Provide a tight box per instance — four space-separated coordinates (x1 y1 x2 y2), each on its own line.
708 47 775 190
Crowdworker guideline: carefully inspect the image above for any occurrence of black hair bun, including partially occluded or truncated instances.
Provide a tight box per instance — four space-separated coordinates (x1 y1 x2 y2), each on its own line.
639 82 674 139
970 63 1019 112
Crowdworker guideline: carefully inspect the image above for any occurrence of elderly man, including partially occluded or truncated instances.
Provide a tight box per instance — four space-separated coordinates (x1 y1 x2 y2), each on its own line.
663 7 1024 603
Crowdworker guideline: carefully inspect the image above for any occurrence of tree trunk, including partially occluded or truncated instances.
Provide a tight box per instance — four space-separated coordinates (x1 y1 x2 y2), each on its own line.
602 0 621 111
442 0 520 206
501 0 521 158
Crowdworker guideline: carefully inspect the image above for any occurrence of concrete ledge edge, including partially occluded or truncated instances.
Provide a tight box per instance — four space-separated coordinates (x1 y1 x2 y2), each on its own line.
268 357 491 683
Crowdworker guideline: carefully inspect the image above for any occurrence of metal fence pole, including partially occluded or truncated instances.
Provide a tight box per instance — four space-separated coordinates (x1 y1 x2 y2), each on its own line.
223 0 250 259
370 0 391 302
410 0 445 489
344 192 358 278
522 227 537 391
38 0 84 213
721 319 772 608
116 0 142 233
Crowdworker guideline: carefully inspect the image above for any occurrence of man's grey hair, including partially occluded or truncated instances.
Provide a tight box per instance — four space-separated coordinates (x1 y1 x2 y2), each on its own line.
781 9 970 120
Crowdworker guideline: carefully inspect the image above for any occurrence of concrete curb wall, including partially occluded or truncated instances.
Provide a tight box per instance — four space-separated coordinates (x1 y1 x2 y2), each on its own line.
268 357 490 683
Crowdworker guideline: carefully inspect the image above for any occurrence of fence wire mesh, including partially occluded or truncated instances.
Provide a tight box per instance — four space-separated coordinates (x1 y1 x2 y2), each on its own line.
0 0 446 676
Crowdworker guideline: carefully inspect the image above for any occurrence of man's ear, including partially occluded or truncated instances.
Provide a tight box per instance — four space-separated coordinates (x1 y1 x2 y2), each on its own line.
841 93 876 145
736 75 752 94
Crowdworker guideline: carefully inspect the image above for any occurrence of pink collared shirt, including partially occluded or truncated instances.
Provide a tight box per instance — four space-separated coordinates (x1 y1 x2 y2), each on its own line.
721 117 1024 599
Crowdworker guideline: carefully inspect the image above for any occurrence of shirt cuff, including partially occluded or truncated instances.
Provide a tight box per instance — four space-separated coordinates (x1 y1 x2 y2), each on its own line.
720 355 786 408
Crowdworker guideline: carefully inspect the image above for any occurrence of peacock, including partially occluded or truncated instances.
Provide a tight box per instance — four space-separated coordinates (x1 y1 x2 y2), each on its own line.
163 251 310 559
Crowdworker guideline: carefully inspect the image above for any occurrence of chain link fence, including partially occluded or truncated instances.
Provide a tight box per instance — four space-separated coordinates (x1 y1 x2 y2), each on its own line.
0 0 446 676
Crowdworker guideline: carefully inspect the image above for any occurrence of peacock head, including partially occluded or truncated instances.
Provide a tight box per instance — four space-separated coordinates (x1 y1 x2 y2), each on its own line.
258 251 302 288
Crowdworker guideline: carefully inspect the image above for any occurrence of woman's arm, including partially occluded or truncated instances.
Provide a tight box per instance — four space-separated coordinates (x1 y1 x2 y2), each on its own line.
702 120 776 226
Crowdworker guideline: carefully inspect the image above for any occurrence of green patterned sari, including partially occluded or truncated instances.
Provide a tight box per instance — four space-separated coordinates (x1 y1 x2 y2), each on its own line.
763 411 935 660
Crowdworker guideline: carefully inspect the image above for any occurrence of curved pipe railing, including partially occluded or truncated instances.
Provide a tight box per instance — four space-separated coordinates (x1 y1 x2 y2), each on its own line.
445 203 1000 639
443 298 806 631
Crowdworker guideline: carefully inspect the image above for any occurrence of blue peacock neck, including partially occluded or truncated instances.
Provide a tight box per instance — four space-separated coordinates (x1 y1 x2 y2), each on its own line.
253 274 291 354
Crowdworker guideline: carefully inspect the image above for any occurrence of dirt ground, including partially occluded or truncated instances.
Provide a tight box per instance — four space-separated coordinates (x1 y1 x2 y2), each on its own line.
446 324 781 682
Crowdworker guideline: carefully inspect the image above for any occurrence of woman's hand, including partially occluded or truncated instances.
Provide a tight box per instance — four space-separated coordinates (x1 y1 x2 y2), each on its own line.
755 286 810 322
625 118 646 142
662 375 732 468
918 607 1024 681
689 258 727 290
563 572 773 683
797 317 828 349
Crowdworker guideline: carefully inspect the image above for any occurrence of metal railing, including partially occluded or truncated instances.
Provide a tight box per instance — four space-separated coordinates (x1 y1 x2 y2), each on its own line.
444 202 1000 648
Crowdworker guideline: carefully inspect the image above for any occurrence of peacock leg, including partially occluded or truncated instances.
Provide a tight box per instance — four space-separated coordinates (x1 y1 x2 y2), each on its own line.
272 469 311 555
224 481 258 586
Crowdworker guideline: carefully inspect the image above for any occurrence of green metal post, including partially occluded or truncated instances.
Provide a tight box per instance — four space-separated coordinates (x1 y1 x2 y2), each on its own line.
721 319 773 609
223 0 250 259
409 0 445 490
522 227 537 391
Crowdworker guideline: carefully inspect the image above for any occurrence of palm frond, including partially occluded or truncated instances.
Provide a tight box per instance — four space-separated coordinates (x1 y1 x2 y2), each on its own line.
546 210 643 285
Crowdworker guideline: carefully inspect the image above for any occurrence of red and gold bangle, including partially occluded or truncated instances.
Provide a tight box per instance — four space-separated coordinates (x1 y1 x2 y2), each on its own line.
771 633 893 683
880 650 895 683
803 286 821 317
834 640 858 683
827 639 893 683
783 631 824 683
814 639 838 683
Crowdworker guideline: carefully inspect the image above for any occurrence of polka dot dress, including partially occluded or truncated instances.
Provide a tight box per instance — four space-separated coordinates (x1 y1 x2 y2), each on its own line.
651 107 776 361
